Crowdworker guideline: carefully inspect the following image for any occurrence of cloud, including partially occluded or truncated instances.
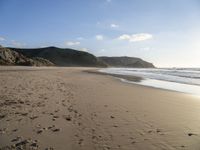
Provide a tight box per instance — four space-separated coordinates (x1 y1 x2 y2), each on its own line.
0 37 5 41
110 24 119 28
11 40 26 47
118 34 130 40
96 35 104 41
65 41 80 46
106 0 112 2
118 33 153 42
80 48 88 52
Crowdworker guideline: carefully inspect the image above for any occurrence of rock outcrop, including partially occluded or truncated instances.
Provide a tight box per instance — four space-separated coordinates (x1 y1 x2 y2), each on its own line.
0 46 54 66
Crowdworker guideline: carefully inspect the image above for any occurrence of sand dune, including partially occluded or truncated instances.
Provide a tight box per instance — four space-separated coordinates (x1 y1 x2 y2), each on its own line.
0 67 200 150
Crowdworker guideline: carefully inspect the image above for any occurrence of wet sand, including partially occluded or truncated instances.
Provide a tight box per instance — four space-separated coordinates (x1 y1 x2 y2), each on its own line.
0 66 200 150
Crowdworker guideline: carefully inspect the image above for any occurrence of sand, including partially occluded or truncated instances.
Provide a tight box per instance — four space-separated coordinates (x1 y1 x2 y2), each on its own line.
0 66 200 150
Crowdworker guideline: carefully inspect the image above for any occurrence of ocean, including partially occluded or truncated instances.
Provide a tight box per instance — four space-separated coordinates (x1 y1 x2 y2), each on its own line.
99 68 200 96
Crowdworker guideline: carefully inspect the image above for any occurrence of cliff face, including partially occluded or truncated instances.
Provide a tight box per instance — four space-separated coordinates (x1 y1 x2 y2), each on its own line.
98 56 155 68
0 46 54 66
10 47 106 67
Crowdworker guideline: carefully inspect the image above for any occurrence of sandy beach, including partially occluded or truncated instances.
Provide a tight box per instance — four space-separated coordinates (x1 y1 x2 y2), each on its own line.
0 67 200 150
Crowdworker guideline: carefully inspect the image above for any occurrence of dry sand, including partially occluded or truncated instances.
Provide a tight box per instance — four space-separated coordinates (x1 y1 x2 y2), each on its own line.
0 66 200 150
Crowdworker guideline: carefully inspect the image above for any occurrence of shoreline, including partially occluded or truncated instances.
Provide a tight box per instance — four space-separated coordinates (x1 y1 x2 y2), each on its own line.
86 69 200 97
1 67 200 149
85 69 199 97
84 69 143 82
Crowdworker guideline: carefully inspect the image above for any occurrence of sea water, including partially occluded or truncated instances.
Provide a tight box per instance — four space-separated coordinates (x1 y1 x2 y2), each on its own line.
99 68 200 96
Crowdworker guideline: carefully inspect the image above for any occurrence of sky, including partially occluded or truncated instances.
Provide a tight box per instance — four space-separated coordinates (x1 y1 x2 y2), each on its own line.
0 0 200 67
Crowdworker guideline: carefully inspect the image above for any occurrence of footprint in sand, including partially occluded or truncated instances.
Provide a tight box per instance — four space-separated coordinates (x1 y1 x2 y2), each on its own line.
53 115 59 119
188 133 198 136
52 128 60 132
64 115 72 121
131 141 136 144
37 129 43 134
110 115 115 119
12 129 18 132
181 145 185 148
9 138 39 149
11 136 22 142
78 138 83 145
20 112 28 116
156 129 161 133
0 114 6 119
30 116 38 120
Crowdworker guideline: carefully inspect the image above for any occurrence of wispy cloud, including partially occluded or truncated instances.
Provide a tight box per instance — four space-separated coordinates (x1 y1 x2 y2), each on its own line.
65 41 80 46
80 48 88 52
110 23 119 28
118 33 153 42
0 37 6 41
106 0 112 2
96 35 104 41
11 40 26 47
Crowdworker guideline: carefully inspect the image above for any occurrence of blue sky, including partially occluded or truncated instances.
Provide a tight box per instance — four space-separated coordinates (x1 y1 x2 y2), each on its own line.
0 0 200 67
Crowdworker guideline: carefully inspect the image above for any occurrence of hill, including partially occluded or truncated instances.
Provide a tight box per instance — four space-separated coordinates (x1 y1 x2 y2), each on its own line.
10 47 106 67
1 46 155 68
98 56 155 68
